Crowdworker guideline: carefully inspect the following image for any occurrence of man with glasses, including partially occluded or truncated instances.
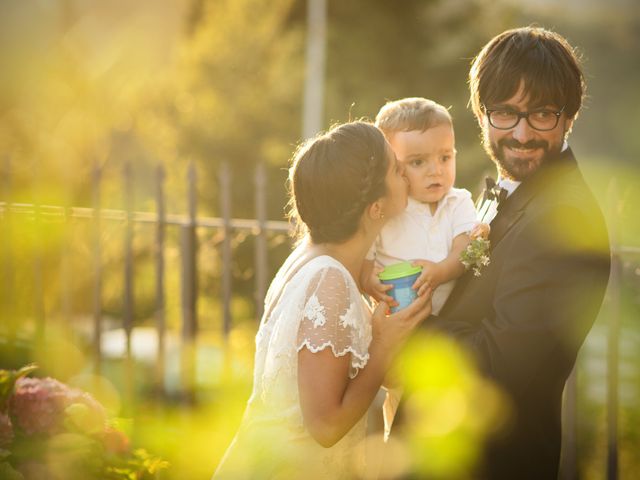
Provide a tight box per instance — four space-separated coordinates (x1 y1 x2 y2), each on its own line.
427 27 611 479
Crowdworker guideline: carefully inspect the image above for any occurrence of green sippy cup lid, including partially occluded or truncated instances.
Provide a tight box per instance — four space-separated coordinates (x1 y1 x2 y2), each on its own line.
378 261 422 281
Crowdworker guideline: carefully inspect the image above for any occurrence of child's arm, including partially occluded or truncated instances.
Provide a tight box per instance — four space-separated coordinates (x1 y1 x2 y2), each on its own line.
411 232 470 293
411 222 491 294
361 258 395 305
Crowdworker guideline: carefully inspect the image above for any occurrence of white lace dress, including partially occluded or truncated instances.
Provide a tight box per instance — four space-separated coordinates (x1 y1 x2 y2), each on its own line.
213 253 373 479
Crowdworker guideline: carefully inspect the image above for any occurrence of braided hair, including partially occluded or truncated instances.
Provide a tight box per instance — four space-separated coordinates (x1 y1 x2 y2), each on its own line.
287 122 388 244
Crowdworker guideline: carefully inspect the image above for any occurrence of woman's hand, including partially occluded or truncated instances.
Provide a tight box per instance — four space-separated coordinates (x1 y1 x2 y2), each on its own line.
371 288 432 361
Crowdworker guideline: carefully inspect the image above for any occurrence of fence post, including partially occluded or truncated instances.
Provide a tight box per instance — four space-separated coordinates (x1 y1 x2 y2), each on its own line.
60 205 72 325
181 163 198 401
155 165 166 395
123 162 135 412
124 162 134 355
607 179 620 480
255 162 268 322
1 156 16 352
92 162 103 375
33 195 45 347
220 162 232 337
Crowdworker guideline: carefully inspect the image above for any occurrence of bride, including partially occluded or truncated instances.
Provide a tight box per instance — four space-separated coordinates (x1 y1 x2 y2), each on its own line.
213 121 432 479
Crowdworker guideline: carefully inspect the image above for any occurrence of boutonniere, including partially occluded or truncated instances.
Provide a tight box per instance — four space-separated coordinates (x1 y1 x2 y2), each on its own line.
460 223 491 277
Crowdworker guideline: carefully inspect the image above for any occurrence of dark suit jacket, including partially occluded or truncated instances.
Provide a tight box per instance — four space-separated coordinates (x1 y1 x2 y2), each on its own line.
430 148 611 479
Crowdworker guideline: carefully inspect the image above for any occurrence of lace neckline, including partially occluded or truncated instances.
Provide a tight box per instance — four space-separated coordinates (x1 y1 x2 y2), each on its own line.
298 255 359 291
261 253 359 326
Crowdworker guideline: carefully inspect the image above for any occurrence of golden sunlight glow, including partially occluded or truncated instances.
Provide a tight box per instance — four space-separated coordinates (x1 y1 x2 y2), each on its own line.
394 332 510 477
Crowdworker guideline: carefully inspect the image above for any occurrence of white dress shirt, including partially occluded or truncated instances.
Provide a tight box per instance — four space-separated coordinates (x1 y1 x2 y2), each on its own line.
368 187 478 314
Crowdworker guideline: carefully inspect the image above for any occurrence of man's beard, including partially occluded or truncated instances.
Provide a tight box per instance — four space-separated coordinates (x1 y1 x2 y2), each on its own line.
484 136 562 181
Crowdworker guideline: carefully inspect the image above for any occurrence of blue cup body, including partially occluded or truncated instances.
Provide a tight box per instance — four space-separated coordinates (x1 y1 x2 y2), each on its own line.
380 271 421 313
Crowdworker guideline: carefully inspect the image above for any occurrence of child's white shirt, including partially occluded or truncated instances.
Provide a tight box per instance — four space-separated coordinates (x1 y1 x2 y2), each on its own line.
367 187 478 315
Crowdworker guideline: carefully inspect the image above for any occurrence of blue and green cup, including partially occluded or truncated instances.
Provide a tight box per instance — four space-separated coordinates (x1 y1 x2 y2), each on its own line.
378 262 422 313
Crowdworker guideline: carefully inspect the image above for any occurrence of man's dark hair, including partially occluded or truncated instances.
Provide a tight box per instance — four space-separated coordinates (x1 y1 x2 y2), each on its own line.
469 27 585 121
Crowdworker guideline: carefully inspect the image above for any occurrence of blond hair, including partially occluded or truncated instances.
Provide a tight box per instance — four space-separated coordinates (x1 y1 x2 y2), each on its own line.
375 97 451 137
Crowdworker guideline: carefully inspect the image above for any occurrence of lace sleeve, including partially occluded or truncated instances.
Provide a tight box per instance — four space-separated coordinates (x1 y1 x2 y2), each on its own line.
296 265 371 378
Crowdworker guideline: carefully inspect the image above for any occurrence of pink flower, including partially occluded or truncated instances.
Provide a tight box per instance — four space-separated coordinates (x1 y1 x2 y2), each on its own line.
9 377 106 436
0 412 13 447
101 425 130 455
9 377 67 435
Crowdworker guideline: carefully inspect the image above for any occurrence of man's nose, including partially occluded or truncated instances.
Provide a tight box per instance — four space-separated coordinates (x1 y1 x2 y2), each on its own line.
511 117 535 143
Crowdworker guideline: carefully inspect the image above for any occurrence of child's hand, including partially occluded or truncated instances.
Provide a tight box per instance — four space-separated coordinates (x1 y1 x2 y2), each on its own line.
470 223 490 240
410 259 444 295
365 263 396 306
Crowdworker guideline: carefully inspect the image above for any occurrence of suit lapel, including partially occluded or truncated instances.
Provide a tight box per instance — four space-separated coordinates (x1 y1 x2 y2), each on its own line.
489 207 525 248
487 176 535 248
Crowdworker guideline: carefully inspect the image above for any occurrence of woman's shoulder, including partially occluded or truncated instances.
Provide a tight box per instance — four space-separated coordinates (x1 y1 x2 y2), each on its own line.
298 255 355 290
269 252 356 303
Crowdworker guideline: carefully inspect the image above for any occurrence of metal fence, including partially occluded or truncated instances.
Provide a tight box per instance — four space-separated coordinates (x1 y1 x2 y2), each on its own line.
0 161 290 396
0 161 635 479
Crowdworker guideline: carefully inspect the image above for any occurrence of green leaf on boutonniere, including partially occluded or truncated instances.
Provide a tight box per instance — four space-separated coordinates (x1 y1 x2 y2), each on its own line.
460 238 491 277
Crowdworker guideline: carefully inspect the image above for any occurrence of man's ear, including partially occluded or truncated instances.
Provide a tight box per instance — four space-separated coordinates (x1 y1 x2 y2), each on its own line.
564 117 575 138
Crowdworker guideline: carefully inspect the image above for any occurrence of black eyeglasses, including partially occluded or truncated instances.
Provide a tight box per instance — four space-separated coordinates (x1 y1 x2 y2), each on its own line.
483 105 565 131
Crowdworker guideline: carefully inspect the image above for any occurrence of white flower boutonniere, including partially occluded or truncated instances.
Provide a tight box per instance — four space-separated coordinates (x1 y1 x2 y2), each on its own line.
460 223 491 277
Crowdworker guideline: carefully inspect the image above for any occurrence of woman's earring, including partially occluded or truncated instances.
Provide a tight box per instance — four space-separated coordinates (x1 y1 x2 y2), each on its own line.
380 212 385 220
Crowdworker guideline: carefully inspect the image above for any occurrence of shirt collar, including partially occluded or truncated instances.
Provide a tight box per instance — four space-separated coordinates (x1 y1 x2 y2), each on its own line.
406 196 430 214
497 177 520 197
406 188 460 215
